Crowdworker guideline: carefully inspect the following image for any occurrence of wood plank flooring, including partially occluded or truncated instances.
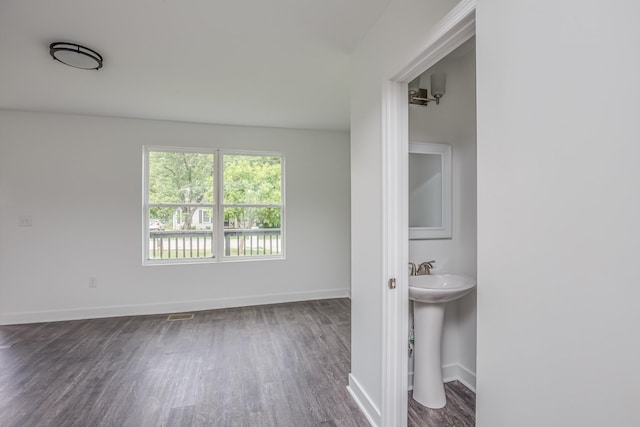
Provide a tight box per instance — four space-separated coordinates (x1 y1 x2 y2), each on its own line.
408 382 476 427
0 298 475 426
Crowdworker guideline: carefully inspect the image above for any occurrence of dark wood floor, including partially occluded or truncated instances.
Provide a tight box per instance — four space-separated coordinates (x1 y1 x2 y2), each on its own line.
408 382 476 427
0 298 475 427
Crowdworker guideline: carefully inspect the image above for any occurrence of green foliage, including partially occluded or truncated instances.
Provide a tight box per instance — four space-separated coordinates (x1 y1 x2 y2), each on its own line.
149 151 214 203
224 155 282 228
148 151 282 230
148 151 213 229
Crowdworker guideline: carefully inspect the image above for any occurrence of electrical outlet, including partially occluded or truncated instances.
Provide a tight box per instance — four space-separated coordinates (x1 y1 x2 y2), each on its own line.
19 215 32 226
89 277 98 288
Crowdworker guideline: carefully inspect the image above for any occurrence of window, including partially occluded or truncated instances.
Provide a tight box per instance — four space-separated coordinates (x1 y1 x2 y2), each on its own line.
144 147 284 264
199 209 211 224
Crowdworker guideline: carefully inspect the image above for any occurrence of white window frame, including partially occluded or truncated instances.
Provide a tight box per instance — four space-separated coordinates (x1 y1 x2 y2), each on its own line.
143 146 285 265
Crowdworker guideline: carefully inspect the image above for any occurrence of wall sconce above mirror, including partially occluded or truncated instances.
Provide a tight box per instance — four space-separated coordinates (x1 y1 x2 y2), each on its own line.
409 142 452 239
408 72 446 106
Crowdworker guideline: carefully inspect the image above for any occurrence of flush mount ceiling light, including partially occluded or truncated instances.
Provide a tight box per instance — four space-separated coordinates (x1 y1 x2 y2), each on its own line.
409 72 446 106
49 42 103 70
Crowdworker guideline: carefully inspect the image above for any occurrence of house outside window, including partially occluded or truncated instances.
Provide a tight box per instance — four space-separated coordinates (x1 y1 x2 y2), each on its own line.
144 147 284 264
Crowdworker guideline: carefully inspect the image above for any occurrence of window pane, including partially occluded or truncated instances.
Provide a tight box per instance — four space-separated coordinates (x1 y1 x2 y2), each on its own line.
149 151 214 204
148 206 214 260
223 207 282 257
223 155 281 204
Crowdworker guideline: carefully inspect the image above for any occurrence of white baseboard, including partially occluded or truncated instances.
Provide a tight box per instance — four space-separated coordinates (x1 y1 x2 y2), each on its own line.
347 373 380 427
442 364 476 393
0 288 350 325
443 363 476 392
408 363 476 392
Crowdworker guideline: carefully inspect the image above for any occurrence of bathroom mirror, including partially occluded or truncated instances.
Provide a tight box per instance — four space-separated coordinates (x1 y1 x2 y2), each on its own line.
409 142 452 239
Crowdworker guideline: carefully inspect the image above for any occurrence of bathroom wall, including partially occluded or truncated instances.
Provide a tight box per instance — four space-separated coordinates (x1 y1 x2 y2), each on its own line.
0 110 351 324
408 43 477 388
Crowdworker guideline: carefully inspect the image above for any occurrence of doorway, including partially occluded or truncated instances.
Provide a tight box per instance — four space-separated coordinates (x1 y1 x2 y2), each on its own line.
380 2 476 426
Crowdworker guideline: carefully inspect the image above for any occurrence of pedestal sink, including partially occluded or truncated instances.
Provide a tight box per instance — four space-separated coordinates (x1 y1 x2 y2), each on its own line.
410 273 476 409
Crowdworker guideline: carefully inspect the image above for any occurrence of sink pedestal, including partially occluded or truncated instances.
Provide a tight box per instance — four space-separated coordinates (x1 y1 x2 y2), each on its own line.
412 301 446 408
409 273 476 409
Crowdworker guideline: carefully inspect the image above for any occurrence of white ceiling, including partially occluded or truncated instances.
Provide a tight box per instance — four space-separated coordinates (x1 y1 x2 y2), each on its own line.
0 0 392 131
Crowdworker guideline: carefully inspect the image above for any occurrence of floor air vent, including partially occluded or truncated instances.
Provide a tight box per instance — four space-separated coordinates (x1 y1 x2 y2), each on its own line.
167 313 194 321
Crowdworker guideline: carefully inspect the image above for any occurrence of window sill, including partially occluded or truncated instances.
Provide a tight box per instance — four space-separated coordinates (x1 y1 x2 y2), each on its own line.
143 255 285 266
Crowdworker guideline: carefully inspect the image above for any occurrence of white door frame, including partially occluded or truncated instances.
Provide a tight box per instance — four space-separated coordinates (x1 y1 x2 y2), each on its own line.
380 1 476 426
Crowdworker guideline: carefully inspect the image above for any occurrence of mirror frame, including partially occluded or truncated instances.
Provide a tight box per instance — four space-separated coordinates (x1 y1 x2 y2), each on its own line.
408 142 452 239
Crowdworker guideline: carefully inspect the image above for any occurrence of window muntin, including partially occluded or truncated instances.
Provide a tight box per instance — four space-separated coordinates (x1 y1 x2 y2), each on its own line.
144 148 284 264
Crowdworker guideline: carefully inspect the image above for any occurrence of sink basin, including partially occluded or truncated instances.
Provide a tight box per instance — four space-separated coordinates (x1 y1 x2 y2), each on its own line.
409 273 476 303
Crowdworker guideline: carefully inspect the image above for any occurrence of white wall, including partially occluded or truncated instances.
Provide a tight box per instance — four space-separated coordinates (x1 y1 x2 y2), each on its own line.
0 111 351 324
349 0 460 423
409 46 477 388
476 1 640 426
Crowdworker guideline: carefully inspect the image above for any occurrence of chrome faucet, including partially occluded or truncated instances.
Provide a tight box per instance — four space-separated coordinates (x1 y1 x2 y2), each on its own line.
409 262 417 276
416 260 435 275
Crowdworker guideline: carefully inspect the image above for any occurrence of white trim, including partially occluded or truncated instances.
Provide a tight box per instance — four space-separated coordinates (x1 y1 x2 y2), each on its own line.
216 148 224 257
348 374 382 427
142 146 150 263
380 1 476 425
0 288 349 325
442 363 477 392
408 363 476 392
381 79 409 427
391 0 476 83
